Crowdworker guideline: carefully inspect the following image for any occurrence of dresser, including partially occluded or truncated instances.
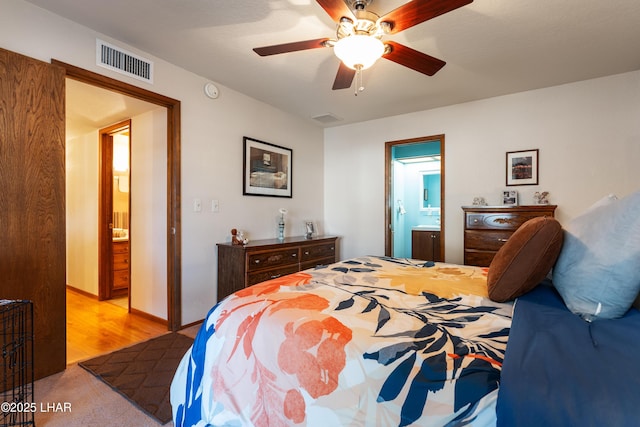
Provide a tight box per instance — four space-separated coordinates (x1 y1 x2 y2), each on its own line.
216 236 338 300
462 205 557 267
112 240 130 297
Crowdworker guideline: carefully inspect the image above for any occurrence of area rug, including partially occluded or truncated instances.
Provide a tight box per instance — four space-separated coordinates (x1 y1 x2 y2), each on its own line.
78 333 193 425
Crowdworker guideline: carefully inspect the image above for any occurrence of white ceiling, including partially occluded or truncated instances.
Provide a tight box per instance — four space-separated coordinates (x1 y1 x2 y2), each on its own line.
28 0 640 128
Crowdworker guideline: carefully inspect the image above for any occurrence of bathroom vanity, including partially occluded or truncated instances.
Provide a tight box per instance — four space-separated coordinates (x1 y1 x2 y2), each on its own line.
411 225 442 262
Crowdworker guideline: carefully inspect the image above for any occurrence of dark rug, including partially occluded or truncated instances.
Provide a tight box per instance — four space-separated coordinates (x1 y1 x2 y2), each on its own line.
79 333 193 425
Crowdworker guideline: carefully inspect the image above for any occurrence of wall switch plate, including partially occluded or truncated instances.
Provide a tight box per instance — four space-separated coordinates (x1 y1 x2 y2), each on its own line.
193 198 202 212
212 199 219 212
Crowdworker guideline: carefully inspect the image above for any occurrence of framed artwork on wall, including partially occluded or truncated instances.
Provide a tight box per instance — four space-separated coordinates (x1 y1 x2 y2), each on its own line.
243 136 292 198
506 149 538 186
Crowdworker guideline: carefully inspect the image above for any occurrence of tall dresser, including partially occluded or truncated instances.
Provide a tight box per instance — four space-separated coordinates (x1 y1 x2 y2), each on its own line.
462 205 557 267
217 236 338 301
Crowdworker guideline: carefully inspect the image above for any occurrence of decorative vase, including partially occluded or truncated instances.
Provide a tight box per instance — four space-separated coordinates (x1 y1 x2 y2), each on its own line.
278 220 285 240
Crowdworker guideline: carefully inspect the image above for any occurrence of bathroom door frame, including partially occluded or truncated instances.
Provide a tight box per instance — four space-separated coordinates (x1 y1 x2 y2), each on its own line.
98 120 131 302
384 135 445 258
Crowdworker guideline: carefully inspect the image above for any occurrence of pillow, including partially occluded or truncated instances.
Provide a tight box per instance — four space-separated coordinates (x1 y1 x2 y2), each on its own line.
488 216 564 302
553 190 640 320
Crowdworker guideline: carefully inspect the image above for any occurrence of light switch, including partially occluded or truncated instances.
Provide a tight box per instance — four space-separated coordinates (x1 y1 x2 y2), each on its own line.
212 199 219 212
193 198 202 212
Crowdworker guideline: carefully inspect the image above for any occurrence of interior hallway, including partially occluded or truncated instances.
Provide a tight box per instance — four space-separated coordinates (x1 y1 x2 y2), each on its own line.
66 288 166 364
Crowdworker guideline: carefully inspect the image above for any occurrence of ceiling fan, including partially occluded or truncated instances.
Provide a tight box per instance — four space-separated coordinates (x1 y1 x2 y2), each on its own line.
253 0 473 94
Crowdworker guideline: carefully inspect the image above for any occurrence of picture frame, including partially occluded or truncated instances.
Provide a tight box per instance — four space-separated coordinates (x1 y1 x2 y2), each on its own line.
304 221 316 239
243 136 292 198
506 149 538 186
503 190 518 206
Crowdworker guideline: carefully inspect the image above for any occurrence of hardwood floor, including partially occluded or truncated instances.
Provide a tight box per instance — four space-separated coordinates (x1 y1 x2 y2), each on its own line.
66 288 167 364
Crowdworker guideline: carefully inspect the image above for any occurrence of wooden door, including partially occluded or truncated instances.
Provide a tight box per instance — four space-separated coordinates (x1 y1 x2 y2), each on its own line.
0 48 66 379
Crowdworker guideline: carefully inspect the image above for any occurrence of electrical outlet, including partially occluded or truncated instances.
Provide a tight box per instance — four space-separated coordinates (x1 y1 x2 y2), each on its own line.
193 198 202 212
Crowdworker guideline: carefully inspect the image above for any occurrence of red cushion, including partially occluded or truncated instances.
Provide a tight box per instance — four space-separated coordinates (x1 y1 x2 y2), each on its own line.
488 216 564 302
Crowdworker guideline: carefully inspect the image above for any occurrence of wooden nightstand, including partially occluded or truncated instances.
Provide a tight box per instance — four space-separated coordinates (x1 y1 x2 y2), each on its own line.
462 205 557 266
216 236 338 301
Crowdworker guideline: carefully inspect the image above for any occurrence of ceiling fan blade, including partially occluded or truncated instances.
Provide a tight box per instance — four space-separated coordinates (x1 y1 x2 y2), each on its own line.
383 41 446 76
316 0 356 23
253 38 331 56
380 0 473 34
332 62 356 90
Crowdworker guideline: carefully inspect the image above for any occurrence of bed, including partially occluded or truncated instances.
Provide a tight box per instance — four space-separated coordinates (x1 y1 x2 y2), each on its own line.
171 257 513 426
171 190 640 426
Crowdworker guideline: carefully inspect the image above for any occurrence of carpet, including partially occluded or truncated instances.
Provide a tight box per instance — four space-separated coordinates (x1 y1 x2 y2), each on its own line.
79 332 193 425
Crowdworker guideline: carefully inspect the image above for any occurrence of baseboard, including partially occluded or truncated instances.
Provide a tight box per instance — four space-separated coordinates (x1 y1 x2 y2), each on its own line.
66 284 98 299
130 307 168 327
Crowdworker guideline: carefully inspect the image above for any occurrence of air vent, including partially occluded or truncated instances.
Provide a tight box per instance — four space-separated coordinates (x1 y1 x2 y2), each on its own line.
311 113 343 124
96 39 153 83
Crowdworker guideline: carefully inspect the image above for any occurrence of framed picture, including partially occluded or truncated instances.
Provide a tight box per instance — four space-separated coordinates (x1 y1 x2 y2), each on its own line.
243 137 292 197
503 190 518 206
304 221 315 239
506 149 538 186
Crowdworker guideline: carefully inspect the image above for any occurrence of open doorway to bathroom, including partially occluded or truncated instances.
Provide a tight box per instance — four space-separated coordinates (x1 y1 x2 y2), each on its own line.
385 135 445 260
99 120 131 304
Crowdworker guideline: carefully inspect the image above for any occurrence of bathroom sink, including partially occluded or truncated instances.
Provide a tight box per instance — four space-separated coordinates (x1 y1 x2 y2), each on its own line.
412 225 440 231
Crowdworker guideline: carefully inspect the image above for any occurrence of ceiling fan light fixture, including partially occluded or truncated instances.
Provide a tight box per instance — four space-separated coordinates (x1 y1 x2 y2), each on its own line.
333 35 384 70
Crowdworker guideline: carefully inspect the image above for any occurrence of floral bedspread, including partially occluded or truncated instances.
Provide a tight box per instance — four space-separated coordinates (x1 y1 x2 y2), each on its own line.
171 256 513 427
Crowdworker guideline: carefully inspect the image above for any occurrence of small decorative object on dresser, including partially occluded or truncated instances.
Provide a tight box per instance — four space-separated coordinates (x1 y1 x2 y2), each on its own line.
304 221 315 239
216 235 338 300
462 204 557 267
533 191 550 204
503 190 518 206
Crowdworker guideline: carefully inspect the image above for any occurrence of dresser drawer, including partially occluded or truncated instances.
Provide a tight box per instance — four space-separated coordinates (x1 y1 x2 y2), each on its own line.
248 265 300 285
466 212 549 230
113 269 130 290
301 242 336 262
248 248 299 272
301 256 336 271
113 241 129 254
113 252 129 270
464 251 496 268
465 230 512 251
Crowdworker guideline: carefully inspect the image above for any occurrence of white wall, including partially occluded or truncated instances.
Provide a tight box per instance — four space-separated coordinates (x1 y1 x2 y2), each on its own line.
325 71 640 263
2 0 325 325
66 131 99 294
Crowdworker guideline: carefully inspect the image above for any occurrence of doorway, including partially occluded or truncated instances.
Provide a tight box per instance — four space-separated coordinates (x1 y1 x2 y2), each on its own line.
385 135 445 259
56 59 182 331
99 120 131 302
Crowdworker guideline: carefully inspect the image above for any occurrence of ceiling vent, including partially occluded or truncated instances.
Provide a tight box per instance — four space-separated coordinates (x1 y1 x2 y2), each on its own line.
311 113 343 124
96 39 153 84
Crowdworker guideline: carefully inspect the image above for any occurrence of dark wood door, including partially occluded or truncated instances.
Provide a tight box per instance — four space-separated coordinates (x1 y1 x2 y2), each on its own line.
0 48 66 379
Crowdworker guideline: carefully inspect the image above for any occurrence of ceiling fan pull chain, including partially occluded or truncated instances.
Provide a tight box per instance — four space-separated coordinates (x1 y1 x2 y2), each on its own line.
355 65 365 96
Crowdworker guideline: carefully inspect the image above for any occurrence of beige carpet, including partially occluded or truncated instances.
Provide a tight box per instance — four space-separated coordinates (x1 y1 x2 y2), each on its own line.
35 326 200 426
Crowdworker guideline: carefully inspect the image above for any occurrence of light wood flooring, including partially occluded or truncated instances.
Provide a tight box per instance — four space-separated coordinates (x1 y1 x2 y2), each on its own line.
66 288 167 364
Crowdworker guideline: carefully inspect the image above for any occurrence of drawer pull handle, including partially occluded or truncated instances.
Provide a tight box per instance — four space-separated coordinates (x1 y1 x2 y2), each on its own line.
292 253 297 257
473 218 479 223
497 238 509 242
304 251 310 255
254 260 260 264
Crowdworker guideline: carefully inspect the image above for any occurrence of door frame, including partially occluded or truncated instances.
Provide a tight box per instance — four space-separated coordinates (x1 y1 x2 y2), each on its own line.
53 60 182 331
98 120 131 301
384 135 445 259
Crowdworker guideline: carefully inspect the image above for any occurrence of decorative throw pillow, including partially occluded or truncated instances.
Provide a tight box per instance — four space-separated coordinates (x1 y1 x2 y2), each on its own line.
553 190 640 320
488 216 564 302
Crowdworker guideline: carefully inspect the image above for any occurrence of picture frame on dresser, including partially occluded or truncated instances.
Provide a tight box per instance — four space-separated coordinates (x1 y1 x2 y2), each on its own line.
243 136 292 197
506 149 538 186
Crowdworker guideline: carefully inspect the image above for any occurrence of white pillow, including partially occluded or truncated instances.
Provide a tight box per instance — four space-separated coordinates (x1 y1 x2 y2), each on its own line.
553 191 640 320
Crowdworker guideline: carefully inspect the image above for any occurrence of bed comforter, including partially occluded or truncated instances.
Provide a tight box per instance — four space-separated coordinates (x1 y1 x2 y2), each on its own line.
171 256 513 426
